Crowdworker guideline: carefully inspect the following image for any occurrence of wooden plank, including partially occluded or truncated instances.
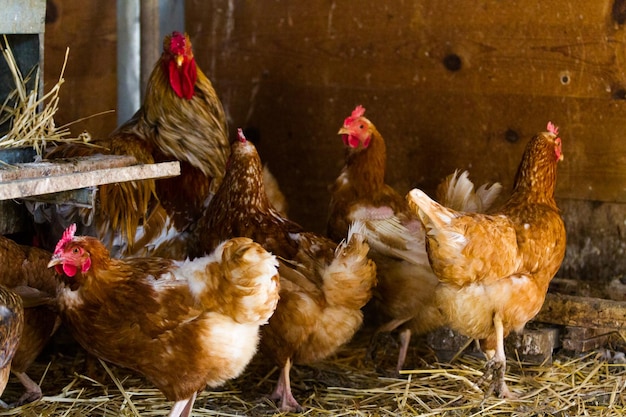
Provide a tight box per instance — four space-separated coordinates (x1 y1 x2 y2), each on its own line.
0 161 180 200
534 293 626 330
0 155 137 182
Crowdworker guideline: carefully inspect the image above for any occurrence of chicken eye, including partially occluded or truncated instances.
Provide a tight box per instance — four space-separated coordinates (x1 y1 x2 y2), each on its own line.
359 124 364 129
72 248 80 254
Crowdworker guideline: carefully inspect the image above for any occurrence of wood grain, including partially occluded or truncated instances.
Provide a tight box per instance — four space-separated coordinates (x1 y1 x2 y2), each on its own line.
187 0 626 234
44 0 117 140
535 293 626 330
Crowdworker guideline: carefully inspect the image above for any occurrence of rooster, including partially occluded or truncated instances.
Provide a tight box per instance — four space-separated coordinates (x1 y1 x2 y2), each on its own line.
37 31 230 258
192 129 377 412
47 224 280 417
406 122 566 398
0 285 23 406
329 105 501 373
0 235 60 406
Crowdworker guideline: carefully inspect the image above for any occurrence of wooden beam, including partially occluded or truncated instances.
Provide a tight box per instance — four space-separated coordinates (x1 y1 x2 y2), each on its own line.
0 160 180 200
535 293 626 330
0 155 137 182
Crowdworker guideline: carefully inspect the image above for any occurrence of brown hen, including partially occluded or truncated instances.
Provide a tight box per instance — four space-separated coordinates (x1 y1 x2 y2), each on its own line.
194 129 377 412
407 122 566 398
0 285 23 406
0 235 59 406
48 225 280 417
328 105 420 242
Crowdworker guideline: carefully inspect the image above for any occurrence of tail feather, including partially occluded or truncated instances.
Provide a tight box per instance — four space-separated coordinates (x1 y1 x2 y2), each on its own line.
407 189 458 233
323 221 377 309
476 182 503 211
188 238 280 325
360 216 429 266
436 169 502 213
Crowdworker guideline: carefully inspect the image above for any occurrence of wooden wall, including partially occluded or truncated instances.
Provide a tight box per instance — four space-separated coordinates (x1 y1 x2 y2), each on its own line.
42 1 626 283
44 0 117 139
185 1 626 283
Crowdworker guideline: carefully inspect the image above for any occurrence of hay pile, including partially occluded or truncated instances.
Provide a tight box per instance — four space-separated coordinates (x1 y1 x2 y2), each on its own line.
0 328 623 417
0 36 105 159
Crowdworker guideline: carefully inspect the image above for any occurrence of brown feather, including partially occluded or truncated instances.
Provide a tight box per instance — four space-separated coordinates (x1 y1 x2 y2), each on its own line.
0 285 24 400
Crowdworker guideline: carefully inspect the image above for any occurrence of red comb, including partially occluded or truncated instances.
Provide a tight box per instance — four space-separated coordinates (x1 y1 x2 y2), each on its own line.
237 128 247 143
547 121 559 136
344 105 366 125
54 223 76 255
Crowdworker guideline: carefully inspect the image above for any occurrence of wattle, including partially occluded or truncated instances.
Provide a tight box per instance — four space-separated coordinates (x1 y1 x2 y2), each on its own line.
347 135 361 148
62 263 78 277
169 59 197 100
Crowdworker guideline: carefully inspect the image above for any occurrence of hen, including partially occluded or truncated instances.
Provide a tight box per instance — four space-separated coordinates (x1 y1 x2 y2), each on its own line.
38 31 230 258
360 171 501 373
193 129 377 412
47 224 280 417
406 122 566 398
0 285 23 406
328 105 421 242
328 105 501 373
0 235 60 406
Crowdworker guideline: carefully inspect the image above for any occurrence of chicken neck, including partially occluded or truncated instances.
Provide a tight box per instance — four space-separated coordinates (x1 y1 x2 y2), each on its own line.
344 129 388 195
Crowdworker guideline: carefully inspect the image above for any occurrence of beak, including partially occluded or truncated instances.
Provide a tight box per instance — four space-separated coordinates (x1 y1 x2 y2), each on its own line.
338 127 350 135
175 55 184 67
47 254 62 268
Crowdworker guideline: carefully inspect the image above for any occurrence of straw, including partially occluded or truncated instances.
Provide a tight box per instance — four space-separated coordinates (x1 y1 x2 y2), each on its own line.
1 328 622 417
0 36 108 159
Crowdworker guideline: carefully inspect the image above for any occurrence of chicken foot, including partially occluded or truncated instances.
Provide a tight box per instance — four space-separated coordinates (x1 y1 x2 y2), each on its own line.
12 372 42 406
477 313 516 399
270 358 303 412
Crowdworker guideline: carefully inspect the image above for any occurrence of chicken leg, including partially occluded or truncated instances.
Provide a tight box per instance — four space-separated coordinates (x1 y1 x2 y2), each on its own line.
270 358 303 412
367 317 412 374
169 391 197 417
12 372 42 406
478 313 516 399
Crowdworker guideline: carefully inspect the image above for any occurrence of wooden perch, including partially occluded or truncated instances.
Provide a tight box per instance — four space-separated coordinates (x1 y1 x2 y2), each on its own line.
534 293 626 330
0 155 180 201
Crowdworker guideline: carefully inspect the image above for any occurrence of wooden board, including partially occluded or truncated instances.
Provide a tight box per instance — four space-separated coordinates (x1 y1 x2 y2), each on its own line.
0 157 180 200
0 155 136 182
187 0 626 233
535 293 626 330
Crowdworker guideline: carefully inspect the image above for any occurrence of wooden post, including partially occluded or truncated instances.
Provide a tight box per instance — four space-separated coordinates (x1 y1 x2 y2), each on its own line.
140 0 159 100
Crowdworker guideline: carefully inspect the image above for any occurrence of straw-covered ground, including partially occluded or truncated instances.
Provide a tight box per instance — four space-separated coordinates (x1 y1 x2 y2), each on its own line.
0 325 623 417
